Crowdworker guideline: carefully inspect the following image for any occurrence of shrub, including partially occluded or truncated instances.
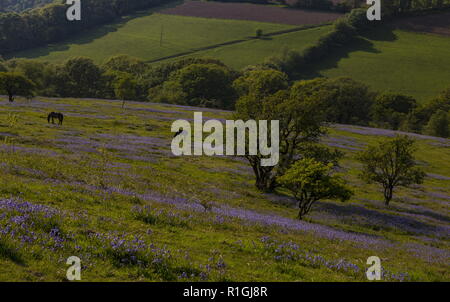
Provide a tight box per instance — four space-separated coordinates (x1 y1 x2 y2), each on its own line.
256 29 263 38
277 158 352 219
424 110 450 138
370 93 418 130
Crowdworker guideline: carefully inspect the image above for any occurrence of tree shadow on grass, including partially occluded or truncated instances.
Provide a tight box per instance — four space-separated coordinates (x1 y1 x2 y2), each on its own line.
313 201 448 237
296 25 398 80
360 24 398 42
297 36 380 79
267 189 448 237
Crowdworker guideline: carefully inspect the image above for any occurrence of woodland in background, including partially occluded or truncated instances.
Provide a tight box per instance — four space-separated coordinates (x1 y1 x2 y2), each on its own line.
1 53 449 138
0 0 171 54
0 0 54 13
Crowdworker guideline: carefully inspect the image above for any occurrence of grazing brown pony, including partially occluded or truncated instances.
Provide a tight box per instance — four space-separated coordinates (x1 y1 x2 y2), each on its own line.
48 112 64 125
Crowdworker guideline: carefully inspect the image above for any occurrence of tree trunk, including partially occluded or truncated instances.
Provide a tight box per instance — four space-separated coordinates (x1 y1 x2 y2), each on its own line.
255 172 275 192
384 186 393 206
248 155 275 192
297 198 315 220
8 93 14 102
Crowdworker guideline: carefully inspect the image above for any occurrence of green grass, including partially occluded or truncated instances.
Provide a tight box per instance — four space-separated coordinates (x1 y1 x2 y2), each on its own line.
157 25 332 69
0 96 448 281
313 27 450 102
7 7 449 101
10 12 296 64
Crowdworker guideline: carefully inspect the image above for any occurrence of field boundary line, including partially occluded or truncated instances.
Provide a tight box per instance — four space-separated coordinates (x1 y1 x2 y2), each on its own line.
145 23 331 64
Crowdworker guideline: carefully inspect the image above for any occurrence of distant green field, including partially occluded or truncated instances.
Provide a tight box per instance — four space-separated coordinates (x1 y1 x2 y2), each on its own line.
10 12 296 64
158 25 331 69
8 9 449 101
314 28 450 102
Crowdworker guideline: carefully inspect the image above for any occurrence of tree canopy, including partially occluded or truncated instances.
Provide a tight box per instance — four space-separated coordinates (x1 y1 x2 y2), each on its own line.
0 71 35 102
277 158 353 220
357 135 425 205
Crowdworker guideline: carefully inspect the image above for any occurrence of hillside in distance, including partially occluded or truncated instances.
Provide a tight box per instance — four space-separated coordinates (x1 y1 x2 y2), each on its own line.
314 21 450 102
0 96 448 281
0 0 54 13
7 1 450 102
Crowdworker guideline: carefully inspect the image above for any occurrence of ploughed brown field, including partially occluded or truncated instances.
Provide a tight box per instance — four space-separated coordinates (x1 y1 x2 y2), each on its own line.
160 1 343 26
392 12 450 36
284 0 351 5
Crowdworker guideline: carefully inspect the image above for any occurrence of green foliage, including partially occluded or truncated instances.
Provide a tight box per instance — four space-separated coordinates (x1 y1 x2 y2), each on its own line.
357 135 426 205
256 28 263 38
113 73 137 108
277 158 352 219
0 71 35 102
62 57 103 98
266 16 357 77
346 8 371 31
103 55 147 76
402 87 450 133
423 110 450 138
154 63 236 109
297 143 344 167
0 0 173 54
234 79 327 191
418 88 450 122
233 68 288 99
4 59 47 93
0 0 53 13
291 77 374 125
371 93 417 130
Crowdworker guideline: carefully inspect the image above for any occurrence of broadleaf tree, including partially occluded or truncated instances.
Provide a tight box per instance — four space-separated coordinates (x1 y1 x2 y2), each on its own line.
0 71 35 102
277 158 353 220
233 73 328 192
357 135 426 205
114 73 137 109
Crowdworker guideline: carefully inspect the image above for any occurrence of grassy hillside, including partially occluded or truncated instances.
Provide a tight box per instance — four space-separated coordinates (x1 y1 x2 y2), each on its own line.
313 27 450 102
0 97 448 281
10 13 297 64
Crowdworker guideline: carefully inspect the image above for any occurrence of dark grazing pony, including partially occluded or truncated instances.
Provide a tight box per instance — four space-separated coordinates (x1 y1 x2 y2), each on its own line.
48 112 64 125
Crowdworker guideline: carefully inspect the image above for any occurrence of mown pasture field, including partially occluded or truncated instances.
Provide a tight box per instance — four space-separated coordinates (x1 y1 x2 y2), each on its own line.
313 25 450 103
8 1 338 68
9 12 298 64
0 96 448 281
154 25 332 69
